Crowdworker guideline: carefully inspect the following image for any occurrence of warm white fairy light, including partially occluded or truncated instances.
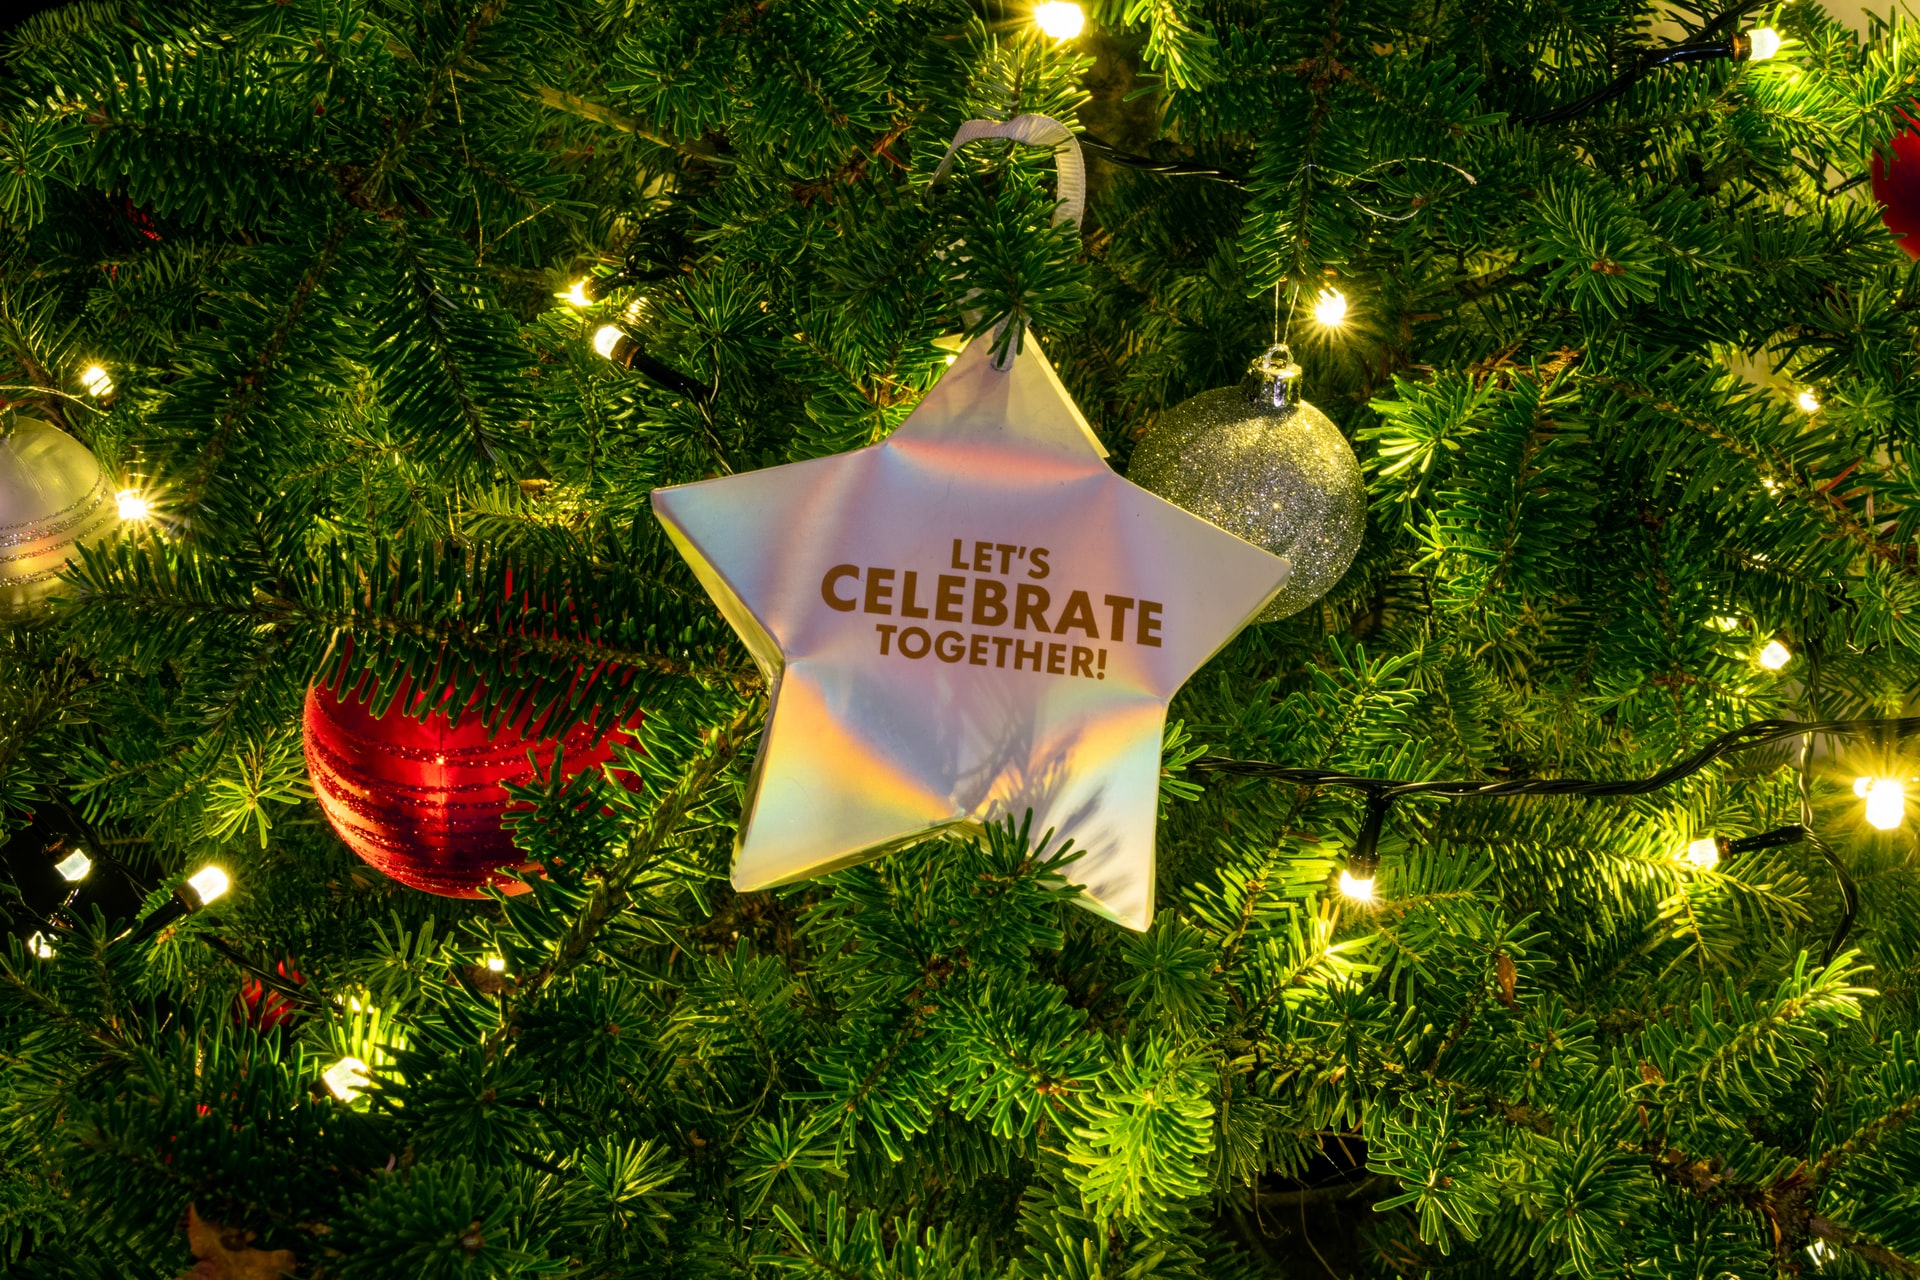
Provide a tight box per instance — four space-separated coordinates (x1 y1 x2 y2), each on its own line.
1757 639 1791 670
1797 390 1820 412
1033 1 1084 39
1859 777 1906 830
53 849 91 881
564 280 593 308
29 932 54 959
1337 869 1376 902
1682 837 1721 870
323 1056 371 1102
1313 288 1349 327
186 865 230 906
116 490 151 521
1746 27 1782 61
592 325 625 359
485 955 506 973
79 365 113 397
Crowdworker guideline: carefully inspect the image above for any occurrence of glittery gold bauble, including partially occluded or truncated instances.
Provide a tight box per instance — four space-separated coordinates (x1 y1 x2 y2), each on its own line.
0 417 117 615
1128 346 1364 620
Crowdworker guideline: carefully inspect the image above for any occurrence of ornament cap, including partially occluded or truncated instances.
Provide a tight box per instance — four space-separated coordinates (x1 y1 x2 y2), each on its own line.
1244 343 1305 413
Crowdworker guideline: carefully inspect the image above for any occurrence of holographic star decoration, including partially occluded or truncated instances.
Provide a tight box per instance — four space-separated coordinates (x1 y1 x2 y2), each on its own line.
651 336 1290 929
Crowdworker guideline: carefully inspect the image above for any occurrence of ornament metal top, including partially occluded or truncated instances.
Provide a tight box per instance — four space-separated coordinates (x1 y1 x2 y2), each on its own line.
651 334 1290 930
1128 344 1366 621
0 416 117 615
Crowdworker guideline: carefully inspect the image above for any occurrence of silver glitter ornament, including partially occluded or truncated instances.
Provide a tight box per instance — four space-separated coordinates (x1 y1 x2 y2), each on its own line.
1128 345 1365 620
0 416 117 616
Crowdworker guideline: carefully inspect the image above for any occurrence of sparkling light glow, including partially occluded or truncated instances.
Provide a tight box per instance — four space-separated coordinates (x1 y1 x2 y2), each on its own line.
323 1056 371 1102
1033 1 1084 39
53 849 91 882
485 955 506 973
29 932 54 959
1797 390 1821 412
1683 837 1721 870
186 865 230 906
1337 870 1376 902
116 490 151 521
1313 288 1349 327
79 365 113 397
1863 777 1906 830
565 280 593 308
592 325 624 359
1746 26 1783 61
1757 639 1792 670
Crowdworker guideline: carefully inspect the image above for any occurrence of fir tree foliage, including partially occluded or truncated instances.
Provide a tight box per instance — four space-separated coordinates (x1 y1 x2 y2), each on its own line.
4 0 1920 1275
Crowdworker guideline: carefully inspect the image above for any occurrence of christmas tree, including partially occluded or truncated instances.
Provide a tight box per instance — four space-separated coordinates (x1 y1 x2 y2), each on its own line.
6 0 1920 1273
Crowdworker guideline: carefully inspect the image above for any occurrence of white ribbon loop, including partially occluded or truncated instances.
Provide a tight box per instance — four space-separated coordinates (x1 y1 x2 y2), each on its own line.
930 114 1086 230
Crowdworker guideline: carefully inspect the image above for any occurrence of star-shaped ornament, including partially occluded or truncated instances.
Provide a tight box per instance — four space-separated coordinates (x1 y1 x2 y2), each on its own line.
652 336 1289 929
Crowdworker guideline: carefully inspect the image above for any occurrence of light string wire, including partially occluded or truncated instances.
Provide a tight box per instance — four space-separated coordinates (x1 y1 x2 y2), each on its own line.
1195 716 1919 961
1075 0 1769 184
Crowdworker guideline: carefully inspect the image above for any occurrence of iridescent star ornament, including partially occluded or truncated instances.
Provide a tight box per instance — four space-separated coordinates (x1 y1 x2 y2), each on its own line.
651 336 1290 929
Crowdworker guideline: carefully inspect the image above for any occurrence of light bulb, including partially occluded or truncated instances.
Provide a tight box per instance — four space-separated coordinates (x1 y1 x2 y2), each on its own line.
485 955 506 973
1864 778 1906 830
116 490 150 521
1033 1 1084 39
186 865 229 906
1797 390 1820 413
592 325 625 359
79 365 113 397
53 849 91 881
1854 776 1873 798
1757 639 1791 670
1746 26 1782 62
323 1056 371 1102
29 932 54 959
1682 837 1721 870
564 280 593 308
1337 870 1376 902
1312 288 1349 327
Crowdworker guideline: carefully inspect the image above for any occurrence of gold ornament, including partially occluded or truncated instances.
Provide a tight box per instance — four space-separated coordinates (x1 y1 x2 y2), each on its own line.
0 417 117 615
652 337 1289 929
1128 345 1365 621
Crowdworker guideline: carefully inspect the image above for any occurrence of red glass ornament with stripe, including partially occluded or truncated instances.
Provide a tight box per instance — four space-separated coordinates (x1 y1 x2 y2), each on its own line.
1873 108 1920 258
303 666 641 898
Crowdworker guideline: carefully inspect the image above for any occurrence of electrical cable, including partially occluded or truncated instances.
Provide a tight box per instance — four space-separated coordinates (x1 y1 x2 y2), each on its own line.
1197 716 1916 956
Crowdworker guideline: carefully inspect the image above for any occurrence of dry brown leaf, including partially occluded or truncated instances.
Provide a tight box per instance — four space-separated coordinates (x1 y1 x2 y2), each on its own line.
1495 952 1518 1010
181 1204 297 1280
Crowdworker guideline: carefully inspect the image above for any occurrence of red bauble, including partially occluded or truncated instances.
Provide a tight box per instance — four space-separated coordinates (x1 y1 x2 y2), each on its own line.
303 673 640 897
235 960 304 1031
1872 111 1920 258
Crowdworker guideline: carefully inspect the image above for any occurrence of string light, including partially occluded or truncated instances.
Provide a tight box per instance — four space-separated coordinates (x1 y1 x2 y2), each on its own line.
1681 836 1721 870
1312 288 1349 327
29 932 55 959
186 865 230 907
1033 1 1084 39
592 325 627 360
1337 869 1376 902
564 280 594 308
484 955 506 973
1797 390 1820 412
79 365 113 398
1856 777 1906 830
1745 26 1782 61
1757 639 1791 670
322 1056 371 1102
115 489 151 521
53 849 91 881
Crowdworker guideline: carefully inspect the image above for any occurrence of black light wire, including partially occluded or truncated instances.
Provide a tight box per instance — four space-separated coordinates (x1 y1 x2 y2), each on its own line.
1194 716 1920 961
1072 2 1773 182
